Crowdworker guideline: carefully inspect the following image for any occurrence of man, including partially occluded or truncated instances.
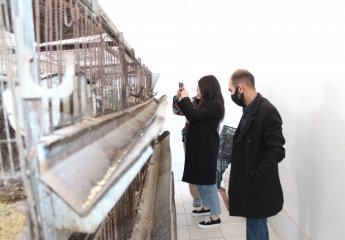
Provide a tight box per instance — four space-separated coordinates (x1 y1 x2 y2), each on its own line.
227 69 285 240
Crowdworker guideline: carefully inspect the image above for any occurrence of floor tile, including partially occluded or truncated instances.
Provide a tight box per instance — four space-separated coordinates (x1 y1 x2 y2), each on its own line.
270 231 280 240
183 202 195 214
189 225 223 239
177 225 191 240
220 220 246 237
186 214 210 226
224 235 246 240
202 238 225 240
176 202 185 214
207 238 224 240
175 191 183 204
177 213 188 226
219 212 245 223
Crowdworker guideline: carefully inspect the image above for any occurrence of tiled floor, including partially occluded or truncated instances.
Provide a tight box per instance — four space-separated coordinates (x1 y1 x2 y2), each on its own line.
174 180 281 240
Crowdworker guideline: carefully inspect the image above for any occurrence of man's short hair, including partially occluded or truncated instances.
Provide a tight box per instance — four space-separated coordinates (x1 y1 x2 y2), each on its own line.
231 69 255 89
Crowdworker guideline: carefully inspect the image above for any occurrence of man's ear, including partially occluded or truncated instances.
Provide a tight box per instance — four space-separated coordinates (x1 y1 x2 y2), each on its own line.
237 83 244 93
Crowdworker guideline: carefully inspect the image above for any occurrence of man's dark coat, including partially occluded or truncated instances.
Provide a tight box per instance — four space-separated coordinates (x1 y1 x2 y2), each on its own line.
229 93 285 218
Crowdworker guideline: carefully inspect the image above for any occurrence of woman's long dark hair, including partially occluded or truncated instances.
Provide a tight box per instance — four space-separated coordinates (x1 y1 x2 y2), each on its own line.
197 75 225 121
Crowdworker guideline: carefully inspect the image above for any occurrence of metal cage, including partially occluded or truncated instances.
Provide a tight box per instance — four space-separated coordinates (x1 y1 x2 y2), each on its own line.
0 0 172 240
216 125 236 188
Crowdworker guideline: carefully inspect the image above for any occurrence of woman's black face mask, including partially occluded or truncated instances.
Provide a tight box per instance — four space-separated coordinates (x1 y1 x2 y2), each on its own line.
231 86 245 107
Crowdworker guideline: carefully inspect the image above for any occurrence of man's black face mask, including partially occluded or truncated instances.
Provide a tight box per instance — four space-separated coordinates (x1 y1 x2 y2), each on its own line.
231 86 245 107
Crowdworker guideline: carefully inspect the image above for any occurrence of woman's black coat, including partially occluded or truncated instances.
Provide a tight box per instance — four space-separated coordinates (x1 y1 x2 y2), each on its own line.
177 97 222 185
228 93 285 218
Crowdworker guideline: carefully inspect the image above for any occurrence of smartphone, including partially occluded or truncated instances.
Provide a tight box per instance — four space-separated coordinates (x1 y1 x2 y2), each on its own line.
179 82 184 89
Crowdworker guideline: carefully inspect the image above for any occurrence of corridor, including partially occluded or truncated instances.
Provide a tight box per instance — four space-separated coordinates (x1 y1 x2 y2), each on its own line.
174 180 281 240
172 154 281 240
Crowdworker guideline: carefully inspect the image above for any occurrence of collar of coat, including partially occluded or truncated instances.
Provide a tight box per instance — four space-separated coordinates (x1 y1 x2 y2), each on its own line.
235 93 262 143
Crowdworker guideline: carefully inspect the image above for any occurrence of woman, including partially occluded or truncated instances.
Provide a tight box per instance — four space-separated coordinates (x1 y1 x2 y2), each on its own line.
172 90 201 208
177 75 225 229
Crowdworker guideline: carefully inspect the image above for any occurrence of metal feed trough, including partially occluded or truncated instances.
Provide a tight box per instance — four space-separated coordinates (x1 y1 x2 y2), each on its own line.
37 95 169 237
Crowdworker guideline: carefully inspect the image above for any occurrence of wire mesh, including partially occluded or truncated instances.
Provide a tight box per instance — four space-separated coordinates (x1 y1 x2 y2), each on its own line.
0 0 156 178
32 0 154 133
216 125 236 188
1 0 157 238
0 0 23 186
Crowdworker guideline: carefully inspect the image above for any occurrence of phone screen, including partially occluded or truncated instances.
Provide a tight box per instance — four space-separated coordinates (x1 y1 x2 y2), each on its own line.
179 82 184 89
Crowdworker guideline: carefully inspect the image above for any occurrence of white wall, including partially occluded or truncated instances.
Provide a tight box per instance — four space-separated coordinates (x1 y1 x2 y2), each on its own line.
99 0 345 239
